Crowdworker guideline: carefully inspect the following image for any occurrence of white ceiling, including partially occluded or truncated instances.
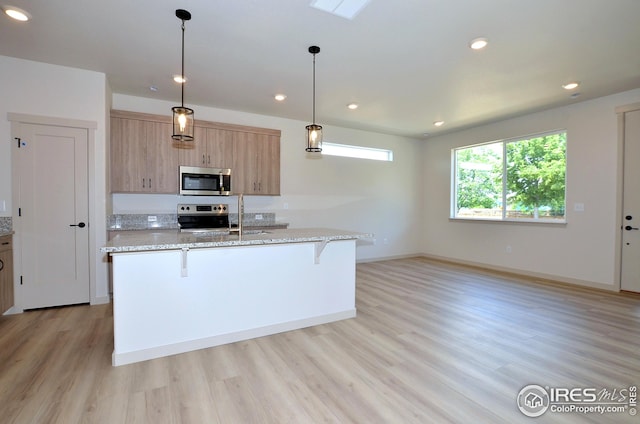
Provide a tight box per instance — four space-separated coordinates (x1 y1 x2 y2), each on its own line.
1 0 639 138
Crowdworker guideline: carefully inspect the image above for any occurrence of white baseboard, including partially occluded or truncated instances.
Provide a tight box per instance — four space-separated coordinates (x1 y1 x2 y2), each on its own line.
417 253 618 292
91 295 111 305
112 309 356 366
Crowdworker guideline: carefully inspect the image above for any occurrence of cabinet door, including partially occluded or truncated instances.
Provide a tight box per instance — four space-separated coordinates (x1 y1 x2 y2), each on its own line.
206 128 234 169
257 134 280 195
111 117 146 192
145 121 179 193
178 126 208 167
0 237 13 314
233 132 280 195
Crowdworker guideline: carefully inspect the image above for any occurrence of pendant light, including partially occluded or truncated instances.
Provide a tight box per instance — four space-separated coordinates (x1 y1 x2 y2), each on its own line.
305 45 322 153
172 9 194 142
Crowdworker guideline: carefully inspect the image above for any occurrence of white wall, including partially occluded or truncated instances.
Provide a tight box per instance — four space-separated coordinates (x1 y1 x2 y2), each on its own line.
0 55 109 305
112 94 423 261
422 89 640 289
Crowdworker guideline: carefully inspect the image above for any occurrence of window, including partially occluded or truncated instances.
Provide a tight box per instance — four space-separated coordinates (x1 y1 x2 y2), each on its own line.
322 142 393 161
452 130 566 221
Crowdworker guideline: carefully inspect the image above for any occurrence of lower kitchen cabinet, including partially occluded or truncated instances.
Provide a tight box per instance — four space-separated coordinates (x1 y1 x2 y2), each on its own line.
0 235 14 314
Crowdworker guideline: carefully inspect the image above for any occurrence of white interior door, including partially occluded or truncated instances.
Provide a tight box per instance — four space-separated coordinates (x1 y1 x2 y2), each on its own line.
621 107 640 292
17 123 90 309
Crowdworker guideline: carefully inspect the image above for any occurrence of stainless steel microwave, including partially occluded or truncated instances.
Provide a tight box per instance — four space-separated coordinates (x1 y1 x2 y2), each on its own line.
179 166 231 196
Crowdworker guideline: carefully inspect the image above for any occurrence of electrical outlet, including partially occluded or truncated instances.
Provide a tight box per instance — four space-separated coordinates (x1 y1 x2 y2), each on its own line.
147 215 157 222
574 203 585 212
255 214 263 220
383 238 389 245
506 245 512 253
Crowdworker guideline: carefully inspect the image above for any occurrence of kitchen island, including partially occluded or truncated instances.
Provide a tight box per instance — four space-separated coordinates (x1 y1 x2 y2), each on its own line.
101 228 369 366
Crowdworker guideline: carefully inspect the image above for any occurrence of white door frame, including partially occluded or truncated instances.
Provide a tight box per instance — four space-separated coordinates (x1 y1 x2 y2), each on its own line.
9 113 98 312
615 102 640 292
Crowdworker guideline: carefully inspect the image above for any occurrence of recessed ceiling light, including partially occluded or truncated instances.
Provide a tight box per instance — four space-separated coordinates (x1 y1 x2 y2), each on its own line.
562 82 579 90
434 120 444 127
469 37 488 50
274 94 287 101
3 5 31 21
173 75 186 83
347 103 359 110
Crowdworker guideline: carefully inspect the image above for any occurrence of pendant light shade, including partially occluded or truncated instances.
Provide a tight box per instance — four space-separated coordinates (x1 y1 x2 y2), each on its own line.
172 9 194 142
306 45 322 153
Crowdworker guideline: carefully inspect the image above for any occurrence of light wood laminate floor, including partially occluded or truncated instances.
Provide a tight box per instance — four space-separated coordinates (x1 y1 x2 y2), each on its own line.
1 257 639 423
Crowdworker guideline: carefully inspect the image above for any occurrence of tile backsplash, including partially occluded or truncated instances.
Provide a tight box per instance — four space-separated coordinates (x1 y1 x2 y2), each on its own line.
107 213 283 231
0 217 12 234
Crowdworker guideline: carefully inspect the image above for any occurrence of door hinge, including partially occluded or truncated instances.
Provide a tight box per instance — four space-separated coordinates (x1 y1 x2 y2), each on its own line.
15 137 21 148
20 275 23 285
18 207 21 217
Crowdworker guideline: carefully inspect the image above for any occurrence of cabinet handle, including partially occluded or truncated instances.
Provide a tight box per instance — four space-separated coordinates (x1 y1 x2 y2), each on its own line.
202 154 206 165
0 259 4 271
253 182 256 191
208 155 211 165
142 178 146 188
1 242 8 246
258 182 262 192
148 178 152 189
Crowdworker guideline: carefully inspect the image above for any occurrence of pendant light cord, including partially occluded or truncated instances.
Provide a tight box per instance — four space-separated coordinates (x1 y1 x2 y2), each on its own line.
312 52 316 125
180 20 185 108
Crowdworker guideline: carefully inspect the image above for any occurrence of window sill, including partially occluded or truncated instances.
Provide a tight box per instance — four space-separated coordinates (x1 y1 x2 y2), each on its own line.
449 217 567 226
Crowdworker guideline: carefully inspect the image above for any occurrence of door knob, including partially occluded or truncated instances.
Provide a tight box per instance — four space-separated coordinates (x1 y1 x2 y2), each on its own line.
625 225 638 231
70 222 86 228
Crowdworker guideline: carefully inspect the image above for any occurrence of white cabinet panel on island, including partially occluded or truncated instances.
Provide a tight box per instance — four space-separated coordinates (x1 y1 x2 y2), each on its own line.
102 228 371 366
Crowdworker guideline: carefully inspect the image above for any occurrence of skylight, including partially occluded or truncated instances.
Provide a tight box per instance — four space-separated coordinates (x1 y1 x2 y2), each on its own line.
310 0 372 20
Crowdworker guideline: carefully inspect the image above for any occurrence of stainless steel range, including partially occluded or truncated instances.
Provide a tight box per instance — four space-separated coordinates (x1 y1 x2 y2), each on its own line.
177 203 229 232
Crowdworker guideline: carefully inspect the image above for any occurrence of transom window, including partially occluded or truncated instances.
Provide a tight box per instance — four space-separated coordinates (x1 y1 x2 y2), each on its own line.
452 130 567 222
322 142 393 161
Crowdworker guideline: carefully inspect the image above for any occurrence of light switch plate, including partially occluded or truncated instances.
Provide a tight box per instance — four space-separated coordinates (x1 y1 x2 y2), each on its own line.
574 203 585 212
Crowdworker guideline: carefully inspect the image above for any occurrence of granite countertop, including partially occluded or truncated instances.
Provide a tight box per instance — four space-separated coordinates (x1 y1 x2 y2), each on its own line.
101 228 372 253
0 231 13 237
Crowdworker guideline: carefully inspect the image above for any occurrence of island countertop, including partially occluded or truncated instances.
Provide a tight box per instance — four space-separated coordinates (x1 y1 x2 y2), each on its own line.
101 228 371 253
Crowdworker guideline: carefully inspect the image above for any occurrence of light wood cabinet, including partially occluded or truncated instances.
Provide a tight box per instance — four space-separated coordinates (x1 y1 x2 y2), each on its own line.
110 110 281 196
110 115 179 193
0 235 13 314
178 127 234 169
233 131 280 195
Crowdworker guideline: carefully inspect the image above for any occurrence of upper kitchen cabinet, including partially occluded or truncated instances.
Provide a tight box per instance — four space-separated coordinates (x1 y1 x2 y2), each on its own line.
110 110 281 196
233 131 280 195
178 127 234 169
110 111 179 193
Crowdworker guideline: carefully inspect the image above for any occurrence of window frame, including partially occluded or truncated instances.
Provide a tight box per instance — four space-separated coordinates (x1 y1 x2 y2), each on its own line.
450 129 567 224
